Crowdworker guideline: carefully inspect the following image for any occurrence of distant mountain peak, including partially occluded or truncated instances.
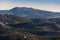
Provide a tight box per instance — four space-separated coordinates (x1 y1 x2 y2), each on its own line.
0 7 60 19
10 7 33 10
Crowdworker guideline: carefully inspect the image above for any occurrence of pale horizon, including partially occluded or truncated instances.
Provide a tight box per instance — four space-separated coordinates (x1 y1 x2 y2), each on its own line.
0 0 60 12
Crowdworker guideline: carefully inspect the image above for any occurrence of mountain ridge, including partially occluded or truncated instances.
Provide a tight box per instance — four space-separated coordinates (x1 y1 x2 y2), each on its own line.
0 7 60 19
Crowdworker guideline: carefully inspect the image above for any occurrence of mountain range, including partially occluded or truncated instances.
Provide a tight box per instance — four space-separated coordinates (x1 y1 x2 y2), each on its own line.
0 7 60 38
0 7 60 19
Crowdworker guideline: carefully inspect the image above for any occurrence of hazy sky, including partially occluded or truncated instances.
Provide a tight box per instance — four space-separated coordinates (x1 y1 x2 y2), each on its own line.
0 0 60 12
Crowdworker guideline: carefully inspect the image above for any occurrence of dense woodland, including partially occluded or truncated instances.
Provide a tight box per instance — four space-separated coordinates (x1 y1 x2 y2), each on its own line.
0 14 60 40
